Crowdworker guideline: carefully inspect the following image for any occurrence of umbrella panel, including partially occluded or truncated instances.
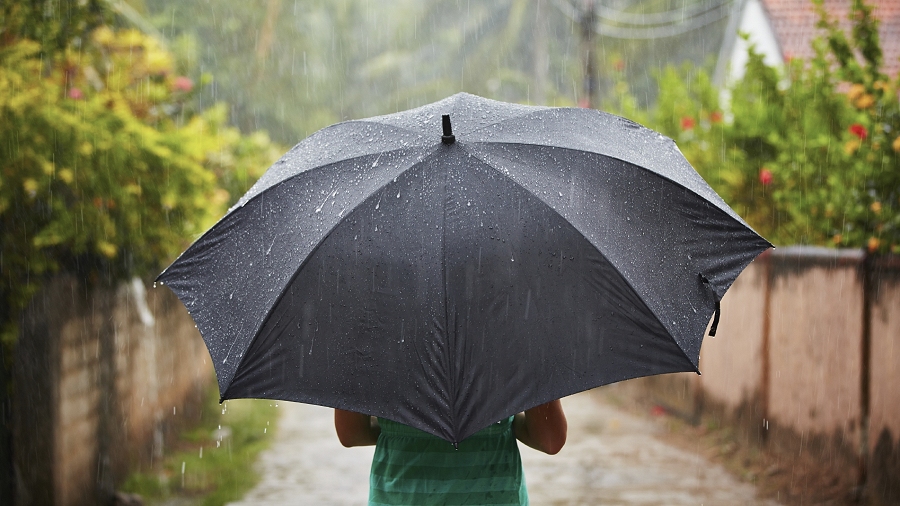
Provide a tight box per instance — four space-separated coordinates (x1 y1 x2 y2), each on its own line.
158 147 434 393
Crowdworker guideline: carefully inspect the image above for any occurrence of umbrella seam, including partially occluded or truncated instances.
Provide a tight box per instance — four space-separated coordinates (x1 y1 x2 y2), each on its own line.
440 154 456 442
338 118 431 138
463 105 556 137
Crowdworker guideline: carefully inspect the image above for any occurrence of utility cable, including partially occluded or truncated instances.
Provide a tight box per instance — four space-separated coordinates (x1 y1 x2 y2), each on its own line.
598 0 733 26
554 0 734 39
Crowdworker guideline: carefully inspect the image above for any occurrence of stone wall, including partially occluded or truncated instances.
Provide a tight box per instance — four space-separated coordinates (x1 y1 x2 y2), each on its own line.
13 275 211 506
644 247 900 502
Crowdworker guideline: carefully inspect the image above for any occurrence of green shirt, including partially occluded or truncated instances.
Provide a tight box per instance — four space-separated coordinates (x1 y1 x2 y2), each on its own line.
369 416 529 506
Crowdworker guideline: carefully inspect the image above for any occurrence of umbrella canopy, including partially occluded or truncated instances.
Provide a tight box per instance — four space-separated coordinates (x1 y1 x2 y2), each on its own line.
158 93 771 443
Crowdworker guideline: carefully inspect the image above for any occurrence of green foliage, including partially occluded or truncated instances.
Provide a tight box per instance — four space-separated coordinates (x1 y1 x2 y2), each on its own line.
122 385 279 506
607 0 900 251
1 0 109 56
0 14 283 345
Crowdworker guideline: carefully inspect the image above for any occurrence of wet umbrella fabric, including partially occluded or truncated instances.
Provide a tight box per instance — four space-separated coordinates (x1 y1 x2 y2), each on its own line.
158 93 771 444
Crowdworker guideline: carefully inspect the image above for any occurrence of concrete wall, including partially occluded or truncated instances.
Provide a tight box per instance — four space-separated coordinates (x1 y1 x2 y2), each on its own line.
767 250 864 463
642 247 900 501
13 275 211 506
869 258 900 501
698 258 767 429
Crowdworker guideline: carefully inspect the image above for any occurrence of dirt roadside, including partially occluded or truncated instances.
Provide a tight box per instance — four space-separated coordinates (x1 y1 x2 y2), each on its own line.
597 383 866 506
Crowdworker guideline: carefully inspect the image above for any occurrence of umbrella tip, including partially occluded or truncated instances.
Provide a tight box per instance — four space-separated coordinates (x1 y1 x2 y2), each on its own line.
441 114 455 145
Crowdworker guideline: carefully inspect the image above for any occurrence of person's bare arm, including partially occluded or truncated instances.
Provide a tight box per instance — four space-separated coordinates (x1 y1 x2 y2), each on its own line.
334 409 381 447
513 399 567 455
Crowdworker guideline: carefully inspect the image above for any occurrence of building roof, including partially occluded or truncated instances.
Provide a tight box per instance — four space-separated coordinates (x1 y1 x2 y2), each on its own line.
761 0 900 79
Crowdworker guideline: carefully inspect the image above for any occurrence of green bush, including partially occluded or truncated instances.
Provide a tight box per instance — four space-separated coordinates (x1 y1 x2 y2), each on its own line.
607 0 900 251
0 18 282 345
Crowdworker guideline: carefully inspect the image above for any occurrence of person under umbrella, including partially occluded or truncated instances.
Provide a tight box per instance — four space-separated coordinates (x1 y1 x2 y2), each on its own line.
157 93 769 504
335 400 566 505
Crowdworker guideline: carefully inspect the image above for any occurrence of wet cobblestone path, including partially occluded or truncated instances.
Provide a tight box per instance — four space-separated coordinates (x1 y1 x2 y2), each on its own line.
227 390 780 505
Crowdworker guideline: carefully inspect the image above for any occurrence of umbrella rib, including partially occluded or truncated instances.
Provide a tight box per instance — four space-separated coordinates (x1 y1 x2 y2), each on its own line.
462 145 702 373
464 106 553 137
342 118 432 139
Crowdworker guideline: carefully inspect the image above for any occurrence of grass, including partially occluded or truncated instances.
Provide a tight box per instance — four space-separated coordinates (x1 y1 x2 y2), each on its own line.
122 386 279 506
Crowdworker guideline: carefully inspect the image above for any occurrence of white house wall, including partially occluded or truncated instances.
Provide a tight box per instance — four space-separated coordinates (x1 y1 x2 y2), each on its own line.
728 0 783 84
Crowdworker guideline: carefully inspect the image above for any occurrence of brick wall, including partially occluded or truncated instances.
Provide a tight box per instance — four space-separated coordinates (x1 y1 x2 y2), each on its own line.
13 275 212 506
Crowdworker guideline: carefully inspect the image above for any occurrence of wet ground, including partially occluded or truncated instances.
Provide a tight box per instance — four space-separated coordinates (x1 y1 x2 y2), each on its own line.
226 390 781 505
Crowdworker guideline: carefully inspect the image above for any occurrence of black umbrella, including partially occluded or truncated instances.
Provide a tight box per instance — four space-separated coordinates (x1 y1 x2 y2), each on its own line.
158 93 770 443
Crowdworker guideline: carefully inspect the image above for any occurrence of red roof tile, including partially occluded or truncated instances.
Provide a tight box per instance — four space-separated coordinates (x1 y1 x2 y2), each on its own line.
760 0 900 79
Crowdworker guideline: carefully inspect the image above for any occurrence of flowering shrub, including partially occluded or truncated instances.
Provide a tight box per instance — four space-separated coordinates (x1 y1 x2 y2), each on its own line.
0 25 282 344
607 0 899 252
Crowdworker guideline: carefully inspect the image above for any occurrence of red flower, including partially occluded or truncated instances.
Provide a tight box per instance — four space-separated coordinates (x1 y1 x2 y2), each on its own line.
709 110 723 123
173 76 194 92
68 87 84 100
849 123 868 139
613 59 625 72
680 116 695 130
759 168 773 186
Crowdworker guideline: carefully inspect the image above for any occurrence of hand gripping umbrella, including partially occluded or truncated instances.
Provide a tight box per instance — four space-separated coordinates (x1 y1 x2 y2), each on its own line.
158 93 771 444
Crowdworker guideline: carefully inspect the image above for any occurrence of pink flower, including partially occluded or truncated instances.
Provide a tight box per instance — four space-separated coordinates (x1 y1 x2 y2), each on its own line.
613 59 625 72
68 87 84 100
173 76 194 92
680 116 695 130
709 111 723 123
759 168 773 186
849 123 868 140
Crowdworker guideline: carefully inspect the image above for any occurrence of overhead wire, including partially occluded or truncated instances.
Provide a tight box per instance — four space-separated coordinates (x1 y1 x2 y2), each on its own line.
553 0 735 39
597 3 734 39
597 0 733 26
